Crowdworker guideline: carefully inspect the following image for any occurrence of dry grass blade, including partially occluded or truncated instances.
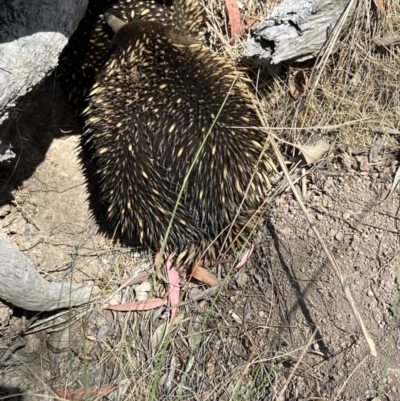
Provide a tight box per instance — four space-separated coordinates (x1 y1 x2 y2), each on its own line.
276 327 317 401
310 0 358 92
269 135 377 357
333 355 369 400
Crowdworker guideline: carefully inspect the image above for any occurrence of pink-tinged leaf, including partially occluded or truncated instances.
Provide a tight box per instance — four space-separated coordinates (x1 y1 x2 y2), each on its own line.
119 271 150 287
191 265 220 287
236 245 254 268
373 0 386 15
225 0 241 43
52 385 117 401
166 260 180 319
107 298 167 311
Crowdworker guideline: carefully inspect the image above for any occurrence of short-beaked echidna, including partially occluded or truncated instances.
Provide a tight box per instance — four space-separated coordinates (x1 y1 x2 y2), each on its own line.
58 0 204 108
82 16 273 266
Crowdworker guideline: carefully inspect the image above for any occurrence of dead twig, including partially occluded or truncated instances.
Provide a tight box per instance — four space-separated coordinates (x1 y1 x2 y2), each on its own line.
310 203 363 233
277 328 318 401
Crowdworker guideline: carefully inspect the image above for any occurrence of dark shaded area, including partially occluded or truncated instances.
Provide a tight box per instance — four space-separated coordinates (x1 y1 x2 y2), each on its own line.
0 74 78 207
0 59 138 250
0 386 24 401
259 36 276 55
0 0 87 45
265 218 330 358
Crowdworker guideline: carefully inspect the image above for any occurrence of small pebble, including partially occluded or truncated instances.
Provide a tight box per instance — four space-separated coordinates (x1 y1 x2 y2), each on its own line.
335 232 344 241
343 210 352 219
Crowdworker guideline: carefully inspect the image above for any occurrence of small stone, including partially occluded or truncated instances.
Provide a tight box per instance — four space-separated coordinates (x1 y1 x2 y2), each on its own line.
335 232 344 241
206 362 215 378
235 271 248 286
343 210 352 219
342 152 352 169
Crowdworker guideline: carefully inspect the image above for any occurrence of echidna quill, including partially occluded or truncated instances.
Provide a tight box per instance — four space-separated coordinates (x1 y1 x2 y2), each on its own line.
58 0 204 108
82 13 273 267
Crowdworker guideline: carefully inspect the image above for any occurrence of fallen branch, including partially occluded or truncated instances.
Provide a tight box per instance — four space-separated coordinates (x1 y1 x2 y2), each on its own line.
0 235 98 311
244 0 357 64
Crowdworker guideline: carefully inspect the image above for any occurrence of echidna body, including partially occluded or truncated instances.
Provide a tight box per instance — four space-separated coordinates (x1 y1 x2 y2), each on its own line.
83 18 273 265
58 0 204 108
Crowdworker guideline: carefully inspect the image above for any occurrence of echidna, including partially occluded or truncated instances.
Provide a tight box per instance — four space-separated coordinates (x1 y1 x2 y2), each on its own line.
58 0 204 108
82 14 274 266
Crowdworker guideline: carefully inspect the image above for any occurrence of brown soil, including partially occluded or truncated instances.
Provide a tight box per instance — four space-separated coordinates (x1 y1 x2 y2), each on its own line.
0 73 399 400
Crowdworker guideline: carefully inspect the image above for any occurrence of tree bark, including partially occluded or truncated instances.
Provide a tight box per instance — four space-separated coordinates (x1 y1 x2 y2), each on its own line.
0 235 98 312
244 0 357 64
0 0 88 124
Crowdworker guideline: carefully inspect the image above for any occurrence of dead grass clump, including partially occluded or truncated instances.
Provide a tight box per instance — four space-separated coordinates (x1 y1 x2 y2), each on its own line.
206 0 400 150
294 0 398 147
46 256 281 400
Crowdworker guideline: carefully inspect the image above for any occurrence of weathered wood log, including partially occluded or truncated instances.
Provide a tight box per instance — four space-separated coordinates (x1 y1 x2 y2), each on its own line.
244 0 356 64
0 0 88 124
0 235 98 312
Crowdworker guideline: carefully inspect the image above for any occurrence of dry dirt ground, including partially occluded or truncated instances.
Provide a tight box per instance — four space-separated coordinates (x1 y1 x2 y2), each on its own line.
0 74 399 401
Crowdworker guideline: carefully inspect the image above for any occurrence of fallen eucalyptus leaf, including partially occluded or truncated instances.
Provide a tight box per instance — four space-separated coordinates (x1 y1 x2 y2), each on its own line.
295 139 330 164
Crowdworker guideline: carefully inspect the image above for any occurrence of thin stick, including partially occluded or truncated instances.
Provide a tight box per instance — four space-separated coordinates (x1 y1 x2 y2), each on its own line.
276 328 317 401
229 117 372 131
333 355 369 401
310 0 358 92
